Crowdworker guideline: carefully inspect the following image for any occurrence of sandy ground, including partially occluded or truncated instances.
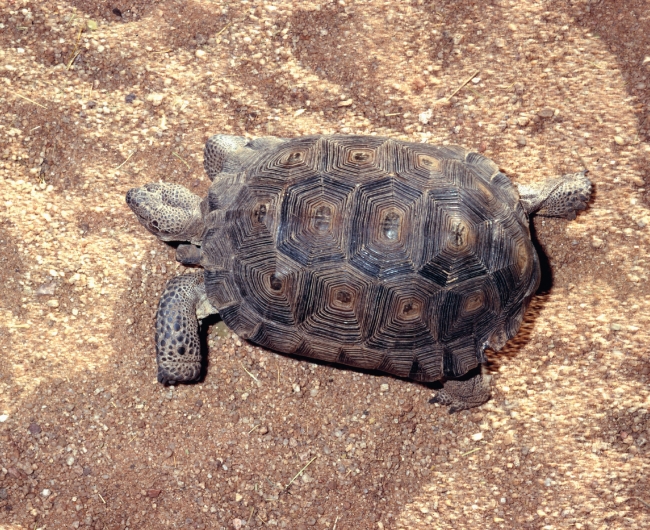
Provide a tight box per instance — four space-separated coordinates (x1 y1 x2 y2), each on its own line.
1 0 650 528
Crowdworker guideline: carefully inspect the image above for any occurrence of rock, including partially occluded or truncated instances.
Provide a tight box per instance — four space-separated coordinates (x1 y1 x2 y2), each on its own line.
47 299 59 308
146 93 165 106
195 49 206 58
147 489 162 498
538 108 554 118
610 323 622 331
28 423 41 434
380 383 389 392
516 116 530 127
471 432 484 441
591 237 604 249
614 136 626 146
125 93 136 104
419 109 433 125
337 99 353 107
35 282 57 295
412 76 426 90
516 135 527 146
66 456 75 466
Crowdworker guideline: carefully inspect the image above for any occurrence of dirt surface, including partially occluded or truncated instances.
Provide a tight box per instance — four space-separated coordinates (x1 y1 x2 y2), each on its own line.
1 0 650 528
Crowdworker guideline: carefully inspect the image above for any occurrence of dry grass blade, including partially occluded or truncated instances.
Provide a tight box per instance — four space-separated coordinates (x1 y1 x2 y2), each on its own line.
285 455 318 489
98 493 106 504
115 150 136 170
247 424 260 435
241 362 260 383
10 91 47 109
66 26 84 70
629 497 650 510
460 448 481 457
172 152 191 169
447 69 481 101
215 22 233 38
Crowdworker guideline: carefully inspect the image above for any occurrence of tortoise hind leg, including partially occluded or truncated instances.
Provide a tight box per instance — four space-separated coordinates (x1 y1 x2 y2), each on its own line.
203 134 286 180
516 170 592 220
430 367 492 413
155 273 217 385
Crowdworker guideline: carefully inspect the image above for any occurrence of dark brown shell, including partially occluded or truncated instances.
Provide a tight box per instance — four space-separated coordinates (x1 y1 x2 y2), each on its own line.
202 135 540 381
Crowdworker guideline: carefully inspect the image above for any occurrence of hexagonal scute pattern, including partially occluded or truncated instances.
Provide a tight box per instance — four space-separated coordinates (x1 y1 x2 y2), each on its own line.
203 135 540 382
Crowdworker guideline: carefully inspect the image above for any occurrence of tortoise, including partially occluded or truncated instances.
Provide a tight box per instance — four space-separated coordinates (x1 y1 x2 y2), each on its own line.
126 134 591 412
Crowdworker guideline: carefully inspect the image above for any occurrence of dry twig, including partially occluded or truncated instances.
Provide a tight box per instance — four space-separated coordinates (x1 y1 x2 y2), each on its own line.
241 362 260 383
172 152 191 169
447 69 481 101
10 91 47 109
115 150 136 170
285 456 318 489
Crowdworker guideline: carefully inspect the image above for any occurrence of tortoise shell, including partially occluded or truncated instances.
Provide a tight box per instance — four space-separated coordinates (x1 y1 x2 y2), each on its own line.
201 135 540 382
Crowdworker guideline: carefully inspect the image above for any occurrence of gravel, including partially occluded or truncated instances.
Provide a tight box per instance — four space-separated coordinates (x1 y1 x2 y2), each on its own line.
1 0 649 529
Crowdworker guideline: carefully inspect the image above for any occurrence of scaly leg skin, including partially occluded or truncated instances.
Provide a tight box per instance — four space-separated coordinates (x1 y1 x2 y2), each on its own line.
155 273 217 385
203 135 249 180
126 182 204 243
516 170 592 220
203 134 286 180
430 367 492 414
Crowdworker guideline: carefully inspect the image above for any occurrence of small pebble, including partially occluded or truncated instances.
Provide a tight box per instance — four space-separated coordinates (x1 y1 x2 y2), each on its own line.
41 489 51 497
337 99 353 107
380 383 389 392
28 423 41 434
516 116 530 127
538 108 554 118
610 323 622 331
614 136 625 146
125 93 136 103
35 282 56 295
66 456 75 466
471 77 481 84
0 414 9 422
235 493 243 502
147 489 162 498
195 49 206 58
471 432 484 441
47 299 59 308
516 135 527 146
591 237 604 249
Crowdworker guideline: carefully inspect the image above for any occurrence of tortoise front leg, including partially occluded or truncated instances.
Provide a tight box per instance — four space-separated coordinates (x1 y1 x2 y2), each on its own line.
430 367 492 413
155 273 217 385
